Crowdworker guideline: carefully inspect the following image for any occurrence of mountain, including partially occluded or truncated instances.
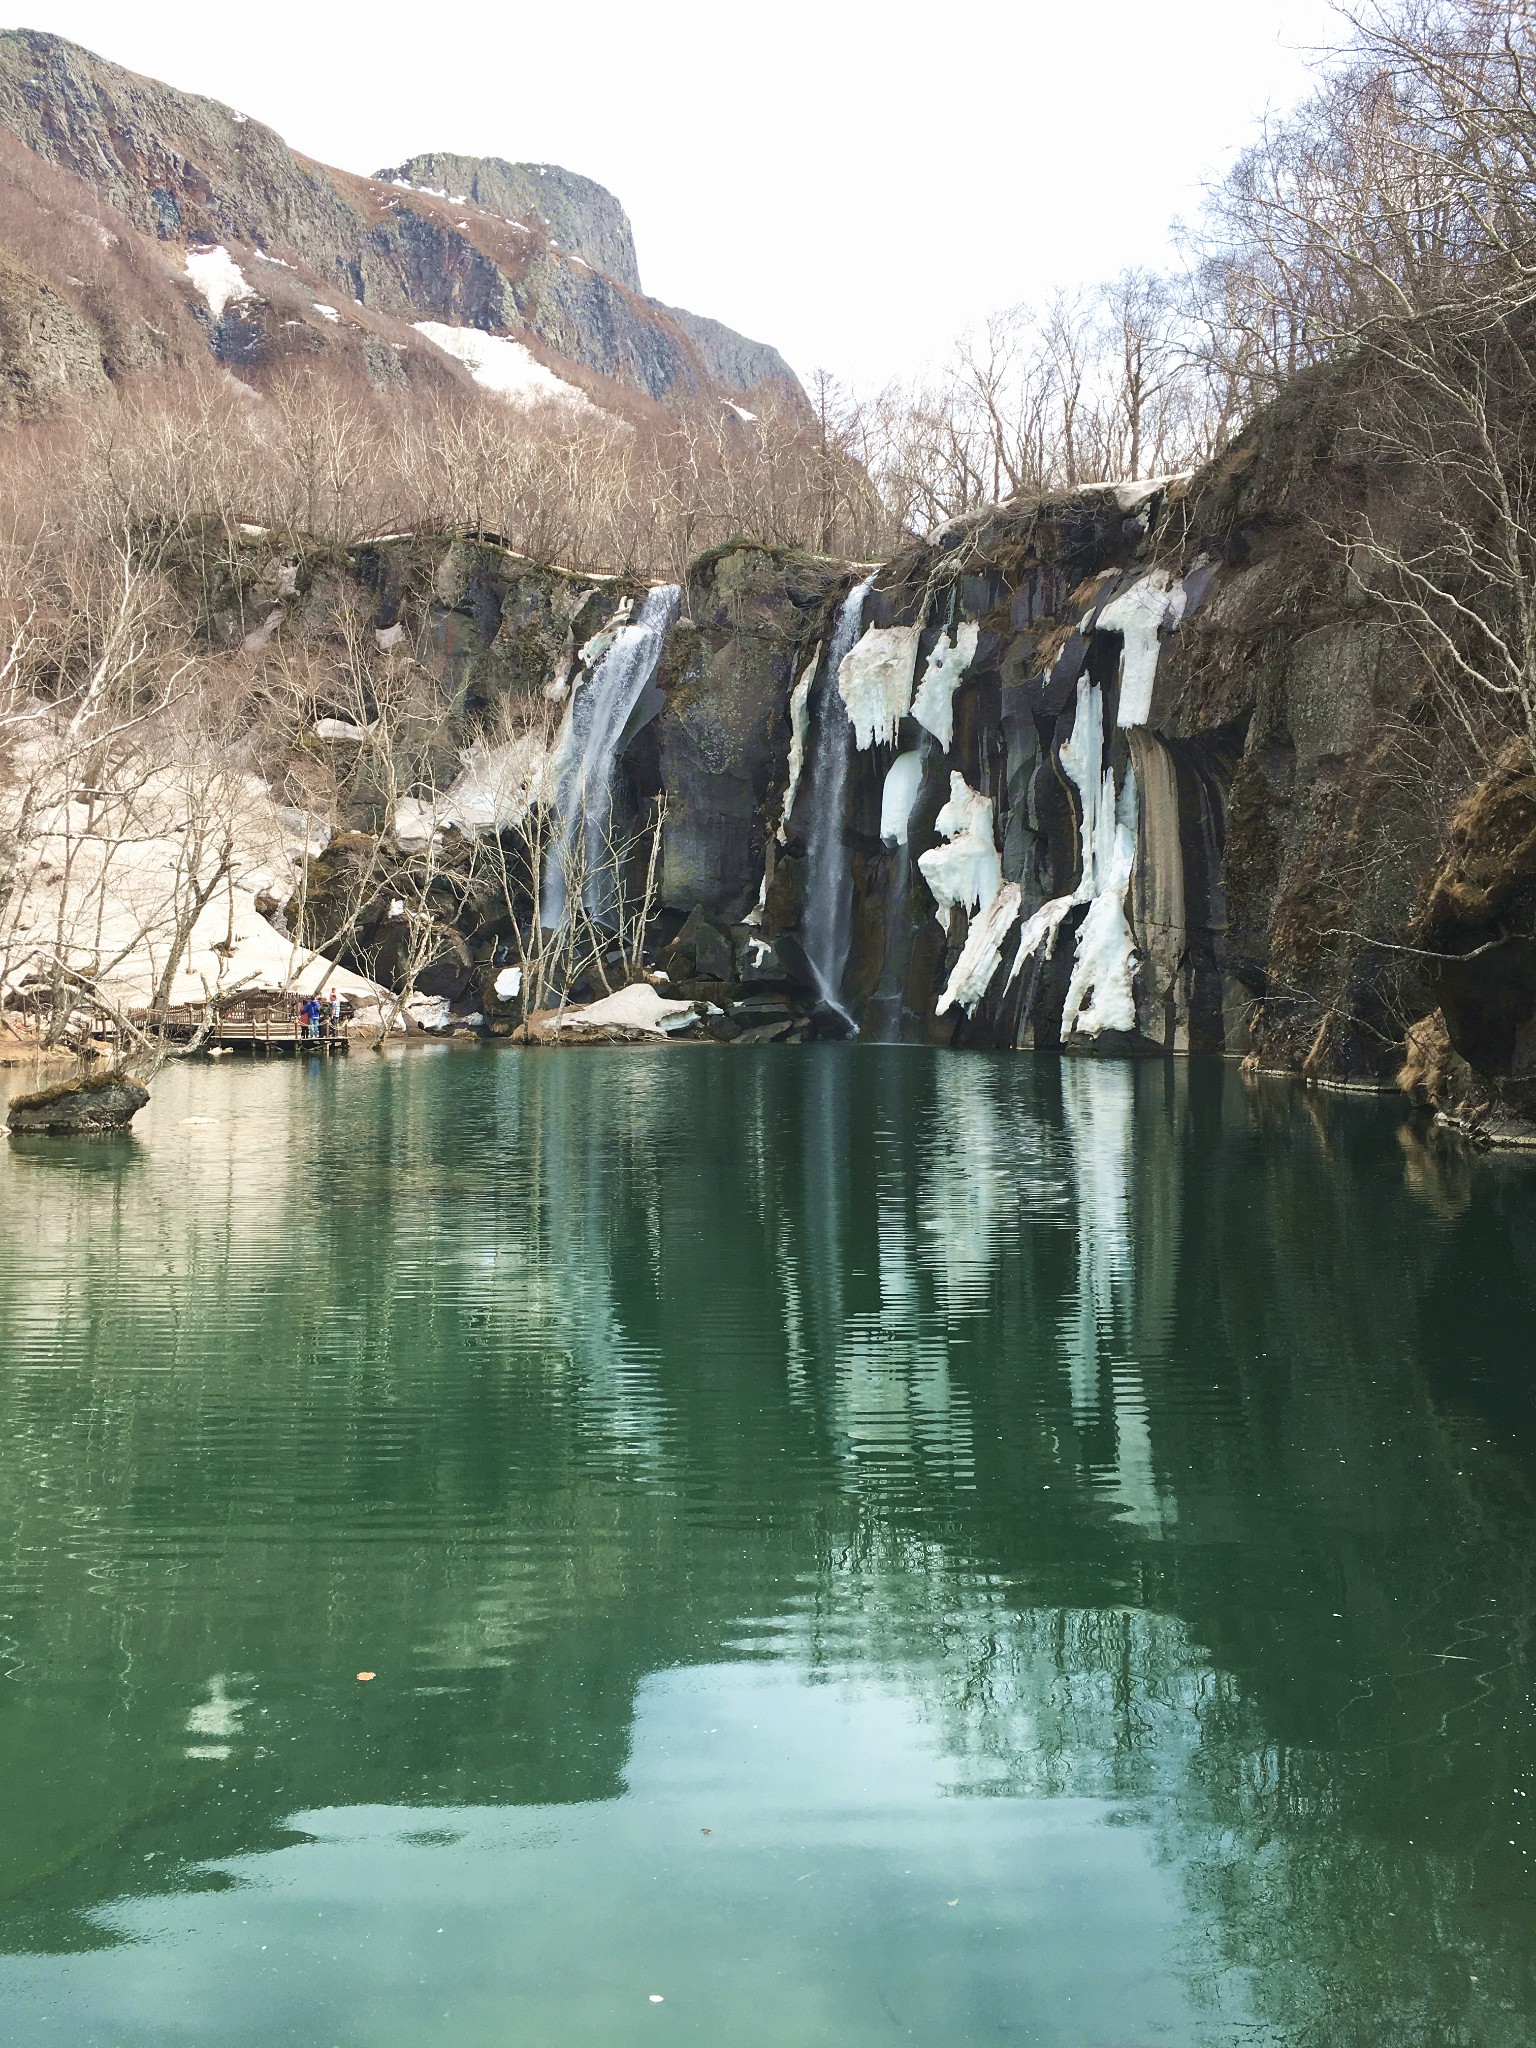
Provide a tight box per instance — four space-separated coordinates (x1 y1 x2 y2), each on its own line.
0 29 803 420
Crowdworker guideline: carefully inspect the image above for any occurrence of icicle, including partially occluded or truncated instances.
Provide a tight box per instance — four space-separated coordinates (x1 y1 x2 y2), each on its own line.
1096 568 1186 728
917 773 1002 923
879 751 923 846
910 622 977 751
936 882 1022 1015
836 624 920 748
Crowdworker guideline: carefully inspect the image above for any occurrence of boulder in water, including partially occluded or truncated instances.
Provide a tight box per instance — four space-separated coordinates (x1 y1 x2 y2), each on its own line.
7 1070 150 1135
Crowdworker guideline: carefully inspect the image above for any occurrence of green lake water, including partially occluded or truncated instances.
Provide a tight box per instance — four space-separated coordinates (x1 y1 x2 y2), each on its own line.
0 1045 1532 2046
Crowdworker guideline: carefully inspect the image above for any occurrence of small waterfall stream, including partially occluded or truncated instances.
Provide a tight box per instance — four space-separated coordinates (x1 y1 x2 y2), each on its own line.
800 577 873 1027
541 583 681 930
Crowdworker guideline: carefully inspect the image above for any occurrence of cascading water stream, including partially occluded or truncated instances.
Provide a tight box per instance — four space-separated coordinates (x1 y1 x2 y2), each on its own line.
541 583 681 932
800 577 873 1029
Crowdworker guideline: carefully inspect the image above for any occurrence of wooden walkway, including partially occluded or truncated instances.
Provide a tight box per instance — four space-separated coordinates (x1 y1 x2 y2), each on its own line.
211 1009 349 1055
83 999 351 1056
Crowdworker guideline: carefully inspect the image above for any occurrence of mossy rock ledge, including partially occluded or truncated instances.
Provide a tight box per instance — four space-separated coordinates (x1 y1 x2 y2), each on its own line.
6 1070 150 1134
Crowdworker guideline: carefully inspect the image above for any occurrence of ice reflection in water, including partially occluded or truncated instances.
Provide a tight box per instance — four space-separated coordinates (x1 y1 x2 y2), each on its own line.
0 1047 1531 2048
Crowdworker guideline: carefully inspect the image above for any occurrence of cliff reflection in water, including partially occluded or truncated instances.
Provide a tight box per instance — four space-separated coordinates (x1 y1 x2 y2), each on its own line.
0 1047 1532 2046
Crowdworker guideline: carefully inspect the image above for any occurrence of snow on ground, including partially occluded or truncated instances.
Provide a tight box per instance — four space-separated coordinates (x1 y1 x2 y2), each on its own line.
837 625 921 749
726 402 758 423
389 732 551 844
0 749 384 1017
185 246 254 320
392 798 437 848
917 773 1002 920
412 323 600 413
910 622 978 751
550 983 698 1037
312 302 341 324
439 732 551 833
1096 569 1187 728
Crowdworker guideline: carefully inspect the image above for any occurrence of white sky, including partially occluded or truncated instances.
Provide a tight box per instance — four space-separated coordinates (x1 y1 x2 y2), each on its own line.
6 0 1345 386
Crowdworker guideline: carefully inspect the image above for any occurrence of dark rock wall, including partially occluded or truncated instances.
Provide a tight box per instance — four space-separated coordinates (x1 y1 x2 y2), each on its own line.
176 409 1527 1127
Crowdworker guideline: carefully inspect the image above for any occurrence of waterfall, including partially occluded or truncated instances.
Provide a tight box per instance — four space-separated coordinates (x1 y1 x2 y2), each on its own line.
800 577 873 1027
541 583 680 930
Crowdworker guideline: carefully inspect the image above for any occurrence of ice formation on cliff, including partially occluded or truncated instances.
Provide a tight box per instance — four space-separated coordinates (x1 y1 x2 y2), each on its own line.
836 624 920 749
1008 893 1077 983
910 622 978 752
918 774 1002 921
1007 675 1143 1035
1097 568 1187 728
879 751 923 846
936 882 1022 1015
778 657 817 842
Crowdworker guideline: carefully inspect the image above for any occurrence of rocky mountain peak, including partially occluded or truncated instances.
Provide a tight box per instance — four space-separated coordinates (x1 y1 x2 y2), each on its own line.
0 27 803 416
376 153 641 293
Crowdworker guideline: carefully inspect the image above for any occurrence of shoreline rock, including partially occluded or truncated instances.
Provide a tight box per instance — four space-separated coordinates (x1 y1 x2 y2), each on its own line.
6 1070 150 1135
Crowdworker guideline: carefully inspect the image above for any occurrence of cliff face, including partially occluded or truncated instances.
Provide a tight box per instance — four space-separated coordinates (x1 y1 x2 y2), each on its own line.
0 30 803 414
377 154 644 292
116 326 1528 1137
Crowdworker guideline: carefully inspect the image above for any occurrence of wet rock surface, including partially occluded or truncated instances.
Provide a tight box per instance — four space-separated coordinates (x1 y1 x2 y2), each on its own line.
7 1071 150 1134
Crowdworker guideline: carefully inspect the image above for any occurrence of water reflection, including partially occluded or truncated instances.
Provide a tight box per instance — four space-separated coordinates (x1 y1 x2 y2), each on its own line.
0 1048 1531 2046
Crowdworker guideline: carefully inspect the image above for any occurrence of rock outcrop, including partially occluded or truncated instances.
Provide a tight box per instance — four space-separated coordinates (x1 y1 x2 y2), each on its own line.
7 1070 149 1134
123 354 1536 1143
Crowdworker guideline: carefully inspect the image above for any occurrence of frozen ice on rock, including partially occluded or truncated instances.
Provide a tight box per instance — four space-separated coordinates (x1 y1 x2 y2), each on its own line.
837 625 920 749
918 773 1001 921
910 622 978 751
